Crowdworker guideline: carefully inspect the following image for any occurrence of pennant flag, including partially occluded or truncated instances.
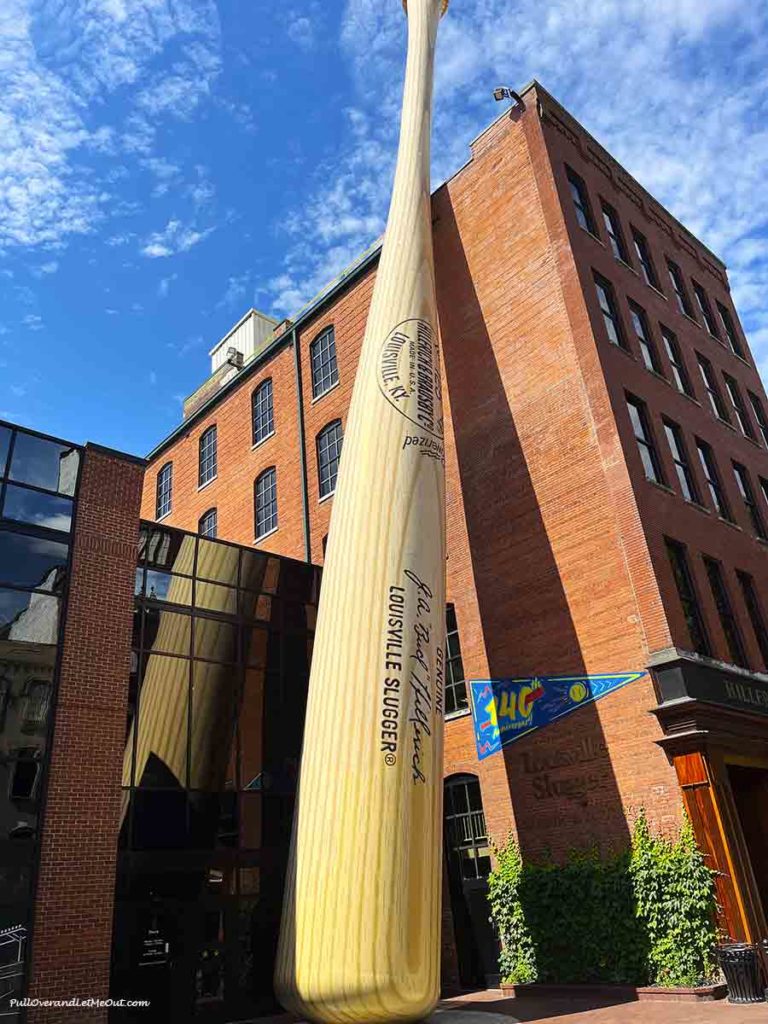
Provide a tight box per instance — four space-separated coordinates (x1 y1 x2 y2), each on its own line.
469 673 645 760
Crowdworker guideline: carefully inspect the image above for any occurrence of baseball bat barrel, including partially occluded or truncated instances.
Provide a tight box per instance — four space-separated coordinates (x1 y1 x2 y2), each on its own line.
275 1 448 1021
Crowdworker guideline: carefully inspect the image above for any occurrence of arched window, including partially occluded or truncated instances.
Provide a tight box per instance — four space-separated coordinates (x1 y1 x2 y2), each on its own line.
444 774 490 880
252 379 274 446
317 420 343 499
310 326 339 399
198 508 217 539
155 462 172 519
198 425 217 486
254 467 277 538
445 604 468 714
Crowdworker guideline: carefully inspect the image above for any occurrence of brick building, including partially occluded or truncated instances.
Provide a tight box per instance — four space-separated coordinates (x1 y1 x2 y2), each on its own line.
141 80 768 986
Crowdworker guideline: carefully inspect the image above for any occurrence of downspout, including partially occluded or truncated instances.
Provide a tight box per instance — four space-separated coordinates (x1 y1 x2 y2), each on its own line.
291 327 312 562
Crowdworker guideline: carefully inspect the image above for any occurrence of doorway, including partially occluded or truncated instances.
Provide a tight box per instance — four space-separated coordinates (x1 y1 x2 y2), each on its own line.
443 774 500 989
728 764 768 923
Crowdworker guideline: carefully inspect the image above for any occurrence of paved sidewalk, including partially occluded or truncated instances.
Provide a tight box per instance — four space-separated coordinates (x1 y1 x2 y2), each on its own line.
438 988 768 1023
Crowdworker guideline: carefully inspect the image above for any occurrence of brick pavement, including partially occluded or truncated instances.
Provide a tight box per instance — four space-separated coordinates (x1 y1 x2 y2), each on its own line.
437 988 768 1023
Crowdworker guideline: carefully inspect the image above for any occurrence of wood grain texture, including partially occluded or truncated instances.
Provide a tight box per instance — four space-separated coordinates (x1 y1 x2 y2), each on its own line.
275 2 448 1021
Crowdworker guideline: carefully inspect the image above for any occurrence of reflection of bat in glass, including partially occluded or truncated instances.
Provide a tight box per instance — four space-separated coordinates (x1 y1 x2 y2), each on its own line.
275 2 449 1021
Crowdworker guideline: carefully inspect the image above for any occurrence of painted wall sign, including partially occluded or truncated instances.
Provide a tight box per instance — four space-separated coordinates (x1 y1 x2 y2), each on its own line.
469 674 645 760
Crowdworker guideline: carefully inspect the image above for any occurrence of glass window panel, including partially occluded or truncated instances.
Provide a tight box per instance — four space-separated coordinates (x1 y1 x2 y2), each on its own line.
0 532 68 590
188 792 238 850
134 655 190 789
239 793 262 850
0 589 58 645
0 426 11 477
197 538 239 586
190 663 238 791
239 591 276 624
195 581 237 616
140 527 194 574
141 607 191 657
239 669 265 790
0 647 56 757
239 550 271 592
130 790 189 850
310 327 339 399
9 433 79 495
145 570 193 606
241 626 270 669
194 616 237 663
2 484 73 533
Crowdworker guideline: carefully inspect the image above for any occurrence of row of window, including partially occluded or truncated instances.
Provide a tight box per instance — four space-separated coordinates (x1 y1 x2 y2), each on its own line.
155 420 345 537
594 271 768 444
155 328 342 527
567 164 747 361
666 537 768 671
626 393 768 540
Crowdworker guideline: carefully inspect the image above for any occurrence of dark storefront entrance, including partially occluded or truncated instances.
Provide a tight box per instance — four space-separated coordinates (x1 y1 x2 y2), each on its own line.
443 774 499 989
109 525 316 1021
652 651 768 945
728 764 768 923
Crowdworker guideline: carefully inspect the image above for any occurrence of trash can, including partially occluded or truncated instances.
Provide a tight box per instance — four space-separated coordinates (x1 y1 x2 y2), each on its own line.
716 943 764 1004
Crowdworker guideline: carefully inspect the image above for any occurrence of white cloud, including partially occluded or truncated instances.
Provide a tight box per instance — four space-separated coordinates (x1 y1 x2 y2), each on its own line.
149 370 157 385
141 219 214 258
21 313 43 330
158 272 178 298
0 0 221 250
217 273 250 309
287 16 315 51
263 0 768 375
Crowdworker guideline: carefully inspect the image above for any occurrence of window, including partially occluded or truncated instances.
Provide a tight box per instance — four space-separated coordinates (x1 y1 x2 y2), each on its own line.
444 775 490 880
661 327 693 396
198 426 217 487
732 462 766 539
254 468 277 538
316 420 343 499
601 200 629 262
696 440 732 520
737 571 768 668
667 259 695 318
631 228 660 289
717 302 745 358
748 392 768 447
703 558 748 668
445 604 468 715
692 281 720 338
593 273 626 348
310 326 339 399
723 375 755 440
665 537 711 656
696 354 730 421
198 508 217 539
663 420 699 503
629 301 662 373
626 395 664 484
156 463 172 519
565 166 597 234
252 379 274 446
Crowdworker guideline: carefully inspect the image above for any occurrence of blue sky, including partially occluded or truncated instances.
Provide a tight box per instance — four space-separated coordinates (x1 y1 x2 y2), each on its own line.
1 0 767 457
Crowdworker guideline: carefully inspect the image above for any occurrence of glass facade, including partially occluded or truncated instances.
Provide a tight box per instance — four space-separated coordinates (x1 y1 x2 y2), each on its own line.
0 421 81 1016
112 523 319 1021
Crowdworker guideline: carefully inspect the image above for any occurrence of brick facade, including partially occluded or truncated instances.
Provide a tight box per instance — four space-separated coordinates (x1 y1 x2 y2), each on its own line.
140 82 768 964
28 446 145 1022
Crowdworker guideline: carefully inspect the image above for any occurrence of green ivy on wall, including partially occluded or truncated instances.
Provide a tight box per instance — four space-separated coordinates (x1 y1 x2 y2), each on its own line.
487 811 717 987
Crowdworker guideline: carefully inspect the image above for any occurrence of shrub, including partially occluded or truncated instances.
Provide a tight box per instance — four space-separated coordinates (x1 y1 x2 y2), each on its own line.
487 810 717 987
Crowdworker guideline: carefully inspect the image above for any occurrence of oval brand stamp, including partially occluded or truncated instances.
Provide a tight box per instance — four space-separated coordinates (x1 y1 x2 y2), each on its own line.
377 318 443 440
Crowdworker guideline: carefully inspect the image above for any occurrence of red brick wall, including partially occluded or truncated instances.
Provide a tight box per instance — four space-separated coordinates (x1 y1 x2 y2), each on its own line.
28 446 144 1023
139 85 766 867
539 90 768 671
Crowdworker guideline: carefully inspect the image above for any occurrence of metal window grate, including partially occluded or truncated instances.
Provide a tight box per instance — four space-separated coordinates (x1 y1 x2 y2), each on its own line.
252 380 274 445
156 463 172 519
199 427 217 487
199 508 217 539
254 468 277 538
310 327 339 399
317 420 343 498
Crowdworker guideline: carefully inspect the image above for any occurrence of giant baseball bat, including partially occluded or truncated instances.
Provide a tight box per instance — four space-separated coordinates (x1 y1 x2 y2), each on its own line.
275 2 449 1021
